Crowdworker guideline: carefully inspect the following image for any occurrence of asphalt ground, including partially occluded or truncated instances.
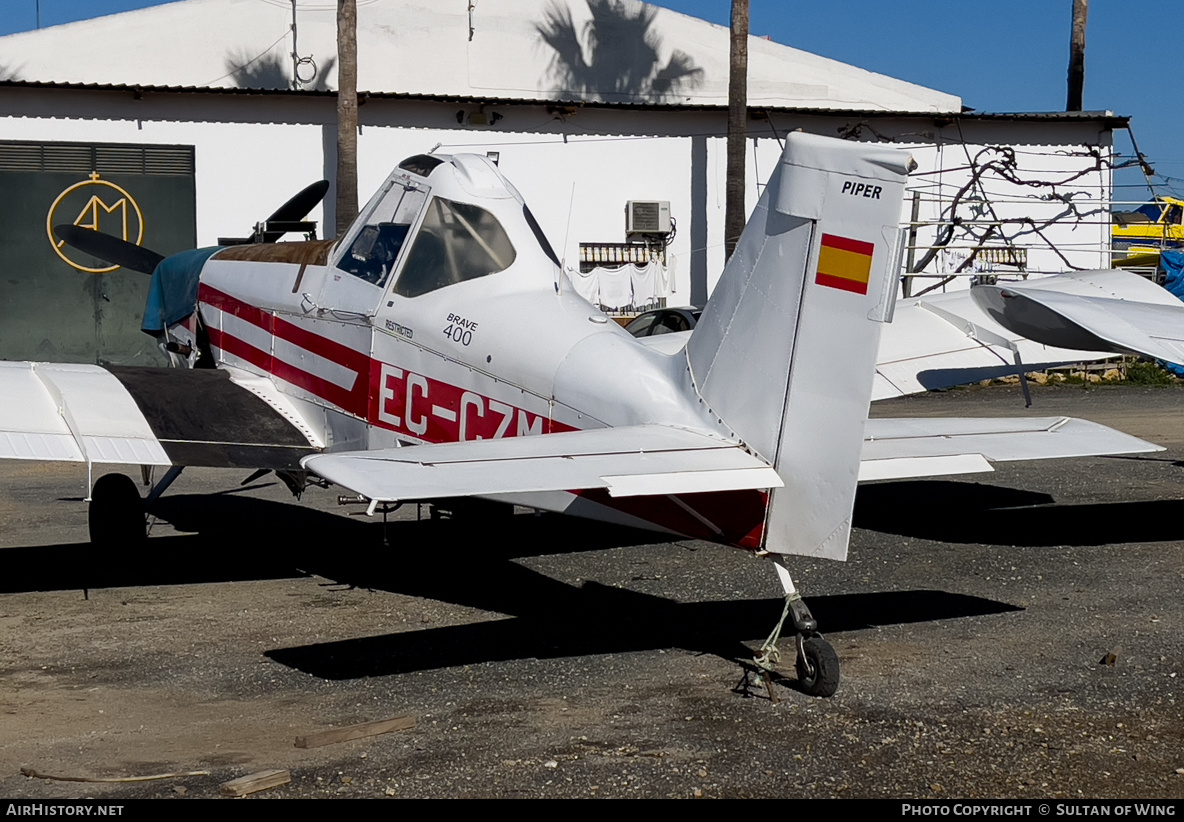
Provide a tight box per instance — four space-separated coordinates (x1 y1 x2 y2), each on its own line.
0 382 1181 800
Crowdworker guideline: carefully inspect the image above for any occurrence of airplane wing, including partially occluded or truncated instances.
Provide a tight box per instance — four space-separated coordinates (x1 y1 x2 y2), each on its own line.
0 361 320 470
301 424 783 502
971 271 1184 365
876 269 1184 399
0 361 1162 502
860 416 1163 481
630 272 1184 400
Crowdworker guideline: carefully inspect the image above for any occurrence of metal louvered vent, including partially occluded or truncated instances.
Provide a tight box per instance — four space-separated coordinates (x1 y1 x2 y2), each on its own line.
142 146 195 175
40 144 92 173
0 141 194 175
0 143 42 171
94 146 148 173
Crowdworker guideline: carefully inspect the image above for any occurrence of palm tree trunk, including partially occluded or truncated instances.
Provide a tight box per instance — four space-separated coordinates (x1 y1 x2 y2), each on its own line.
336 0 359 237
1066 0 1088 111
725 0 749 260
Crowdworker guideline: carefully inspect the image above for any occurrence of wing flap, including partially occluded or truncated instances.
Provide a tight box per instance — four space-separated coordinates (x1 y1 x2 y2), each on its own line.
860 416 1162 481
0 362 319 469
301 425 782 502
0 362 171 465
0 431 82 462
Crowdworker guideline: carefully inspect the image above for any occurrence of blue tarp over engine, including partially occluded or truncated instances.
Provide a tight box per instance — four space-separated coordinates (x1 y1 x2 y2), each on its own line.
141 247 222 333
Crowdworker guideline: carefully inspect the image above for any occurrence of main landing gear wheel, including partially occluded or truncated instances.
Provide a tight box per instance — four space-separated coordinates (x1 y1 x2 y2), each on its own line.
88 473 147 549
795 635 840 698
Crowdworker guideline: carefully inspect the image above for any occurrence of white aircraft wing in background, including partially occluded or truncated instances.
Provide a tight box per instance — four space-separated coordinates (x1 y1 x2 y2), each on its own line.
972 269 1184 365
876 269 1184 400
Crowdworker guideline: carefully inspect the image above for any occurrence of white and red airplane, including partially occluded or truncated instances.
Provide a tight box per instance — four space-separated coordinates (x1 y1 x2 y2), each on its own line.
0 133 1168 696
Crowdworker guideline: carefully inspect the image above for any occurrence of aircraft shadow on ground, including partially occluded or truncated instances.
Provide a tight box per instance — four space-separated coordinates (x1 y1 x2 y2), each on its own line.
0 494 354 594
265 587 1019 680
1 490 1018 680
854 480 1184 546
0 493 667 595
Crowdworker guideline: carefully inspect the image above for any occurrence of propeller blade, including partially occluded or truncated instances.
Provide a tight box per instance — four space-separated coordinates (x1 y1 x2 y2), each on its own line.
53 225 165 275
256 179 330 243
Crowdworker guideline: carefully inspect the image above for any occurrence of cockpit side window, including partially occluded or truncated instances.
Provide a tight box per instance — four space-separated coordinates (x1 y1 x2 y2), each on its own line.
394 197 517 298
336 185 426 287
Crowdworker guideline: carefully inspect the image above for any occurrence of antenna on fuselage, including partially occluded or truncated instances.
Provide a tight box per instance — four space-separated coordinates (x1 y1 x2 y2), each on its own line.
557 182 576 294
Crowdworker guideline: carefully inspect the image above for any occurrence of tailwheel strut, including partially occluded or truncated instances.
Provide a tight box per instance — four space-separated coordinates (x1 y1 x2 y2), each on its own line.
754 559 840 698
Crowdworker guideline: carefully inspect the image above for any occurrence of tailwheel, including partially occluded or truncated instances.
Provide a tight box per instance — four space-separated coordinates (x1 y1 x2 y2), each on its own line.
88 473 147 549
757 559 842 698
795 635 840 698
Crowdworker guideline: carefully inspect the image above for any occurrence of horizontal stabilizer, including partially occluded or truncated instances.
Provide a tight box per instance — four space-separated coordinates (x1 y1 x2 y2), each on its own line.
302 425 782 502
859 416 1163 482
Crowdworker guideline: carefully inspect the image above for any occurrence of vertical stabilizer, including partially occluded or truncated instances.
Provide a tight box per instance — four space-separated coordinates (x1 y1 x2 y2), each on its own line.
686 133 913 560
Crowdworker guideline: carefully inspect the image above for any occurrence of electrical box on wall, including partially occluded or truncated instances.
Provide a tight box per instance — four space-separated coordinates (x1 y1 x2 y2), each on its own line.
625 200 671 235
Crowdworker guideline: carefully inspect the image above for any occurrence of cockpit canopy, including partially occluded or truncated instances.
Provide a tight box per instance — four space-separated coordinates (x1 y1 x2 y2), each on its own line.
332 153 559 300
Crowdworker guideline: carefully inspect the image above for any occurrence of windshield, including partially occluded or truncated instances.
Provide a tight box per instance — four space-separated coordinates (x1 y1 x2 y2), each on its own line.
336 184 427 287
394 196 516 298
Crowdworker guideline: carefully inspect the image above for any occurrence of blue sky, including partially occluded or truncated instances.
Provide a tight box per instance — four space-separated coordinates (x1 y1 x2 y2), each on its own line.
4 0 1179 200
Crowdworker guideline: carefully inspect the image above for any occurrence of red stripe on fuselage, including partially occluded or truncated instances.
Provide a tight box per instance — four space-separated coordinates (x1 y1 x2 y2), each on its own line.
199 284 369 372
198 283 572 442
200 283 370 416
205 325 368 416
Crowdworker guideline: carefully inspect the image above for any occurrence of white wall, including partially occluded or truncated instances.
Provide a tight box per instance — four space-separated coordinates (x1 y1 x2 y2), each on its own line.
0 88 1118 305
901 121 1115 293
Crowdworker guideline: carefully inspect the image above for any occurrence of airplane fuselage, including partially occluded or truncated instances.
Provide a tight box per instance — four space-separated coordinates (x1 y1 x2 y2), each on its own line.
192 154 761 544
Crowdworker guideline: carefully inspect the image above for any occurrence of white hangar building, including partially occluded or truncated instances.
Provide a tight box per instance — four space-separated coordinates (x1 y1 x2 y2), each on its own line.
0 0 1127 363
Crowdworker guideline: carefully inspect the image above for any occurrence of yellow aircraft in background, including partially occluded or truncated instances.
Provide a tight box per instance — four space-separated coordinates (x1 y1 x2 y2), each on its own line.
1112 195 1184 267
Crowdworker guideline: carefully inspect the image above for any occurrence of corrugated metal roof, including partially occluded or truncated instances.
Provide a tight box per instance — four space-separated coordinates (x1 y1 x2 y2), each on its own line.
0 80 1131 127
0 0 962 114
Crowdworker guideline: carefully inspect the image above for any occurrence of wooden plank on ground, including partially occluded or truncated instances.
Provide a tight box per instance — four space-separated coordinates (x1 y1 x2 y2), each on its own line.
219 769 291 797
294 714 416 749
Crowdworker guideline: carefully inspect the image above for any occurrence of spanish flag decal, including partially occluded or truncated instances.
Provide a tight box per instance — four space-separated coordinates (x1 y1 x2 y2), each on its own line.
816 233 874 295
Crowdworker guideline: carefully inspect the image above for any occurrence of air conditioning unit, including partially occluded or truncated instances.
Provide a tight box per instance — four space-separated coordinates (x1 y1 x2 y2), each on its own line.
625 200 671 235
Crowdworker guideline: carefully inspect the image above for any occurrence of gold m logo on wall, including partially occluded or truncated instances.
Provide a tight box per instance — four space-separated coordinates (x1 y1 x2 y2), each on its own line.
45 172 145 273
